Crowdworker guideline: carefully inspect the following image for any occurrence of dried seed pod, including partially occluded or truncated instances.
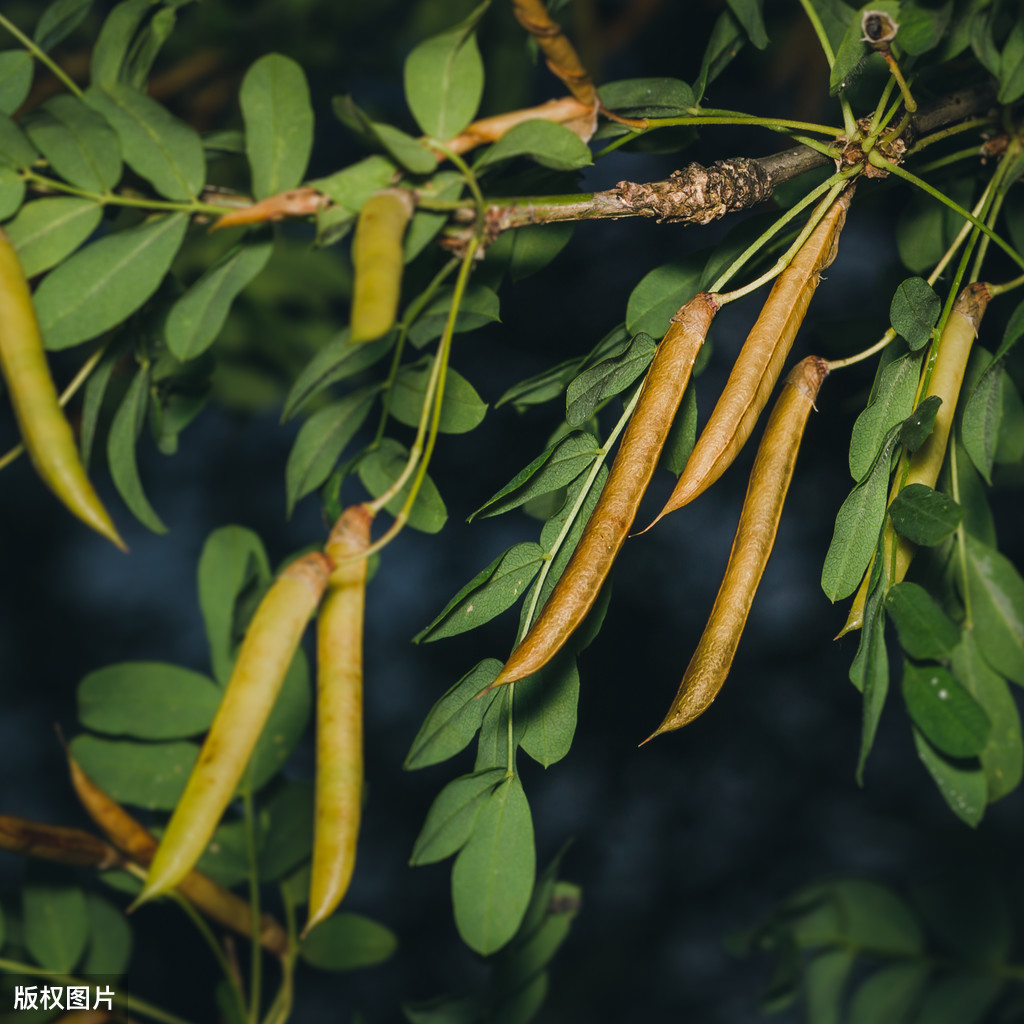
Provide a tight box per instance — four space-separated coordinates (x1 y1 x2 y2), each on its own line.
841 282 990 634
0 814 121 869
490 292 719 688
67 752 288 956
646 189 852 529
138 552 331 905
0 229 124 549
645 356 828 739
304 504 372 937
350 189 415 344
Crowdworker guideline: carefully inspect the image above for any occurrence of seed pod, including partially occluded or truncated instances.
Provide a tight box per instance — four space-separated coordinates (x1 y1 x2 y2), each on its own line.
841 282 990 634
491 292 719 688
138 552 331 905
67 752 288 956
350 189 415 344
647 189 852 529
645 356 828 739
0 813 121 869
0 228 124 549
304 504 372 937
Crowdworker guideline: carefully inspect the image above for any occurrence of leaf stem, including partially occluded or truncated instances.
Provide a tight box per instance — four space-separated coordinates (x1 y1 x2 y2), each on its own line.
869 153 1024 273
712 172 855 301
882 51 917 114
909 117 994 156
0 957 197 1024
0 12 83 97
242 781 262 1024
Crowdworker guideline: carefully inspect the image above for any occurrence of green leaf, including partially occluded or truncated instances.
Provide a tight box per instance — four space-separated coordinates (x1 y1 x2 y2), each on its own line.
417 543 546 643
566 332 656 427
78 662 221 739
373 120 439 175
496 357 585 412
197 525 271 685
301 912 397 970
452 776 535 955
257 781 314 881
885 582 960 661
390 357 488 434
36 212 188 350
25 94 122 192
407 284 501 348
69 734 199 810
23 882 88 973
598 77 695 116
0 113 40 169
476 120 592 172
727 0 769 48
471 431 599 520
285 388 376 516
84 84 205 200
660 385 698 476
509 222 574 282
897 1 952 54
118 4 179 90
625 257 701 339
913 727 986 826
913 976 1004 1024
404 2 487 139
693 10 746 101
993 296 1024 361
518 654 580 768
240 54 314 200
914 870 1012 967
846 964 930 1024
902 661 990 758
0 51 32 115
890 277 940 351
900 394 941 452
311 154 398 217
35 0 94 52
963 535 1024 684
849 351 921 481
952 634 1023 802
166 241 274 361
108 363 166 533
5 197 103 278
888 484 961 546
282 329 395 421
403 995 481 1024
853 575 889 782
997 17 1024 103
404 659 500 769
247 646 311 790
358 437 447 533
81 892 132 975
193 820 250 887
797 879 924 954
804 949 854 1024
89 0 154 85
80 341 119 468
0 164 25 219
961 358 1003 484
410 768 505 865
822 427 899 601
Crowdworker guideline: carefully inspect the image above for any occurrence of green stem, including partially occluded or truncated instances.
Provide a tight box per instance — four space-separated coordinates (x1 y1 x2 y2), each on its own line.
909 117 995 155
242 782 262 1024
648 112 842 136
262 885 299 1024
949 441 972 628
870 154 1024 273
866 76 898 143
912 145 988 176
0 13 83 97
797 0 836 67
372 256 461 447
0 958 196 1024
22 171 229 217
989 271 1024 297
883 51 917 114
709 170 855 297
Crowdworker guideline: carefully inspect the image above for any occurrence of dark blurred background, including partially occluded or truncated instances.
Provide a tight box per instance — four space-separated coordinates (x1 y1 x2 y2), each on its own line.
2 1 1024 1021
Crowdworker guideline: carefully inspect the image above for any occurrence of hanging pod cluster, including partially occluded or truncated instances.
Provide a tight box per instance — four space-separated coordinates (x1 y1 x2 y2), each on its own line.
0 228 124 549
136 506 372 938
490 187 854 737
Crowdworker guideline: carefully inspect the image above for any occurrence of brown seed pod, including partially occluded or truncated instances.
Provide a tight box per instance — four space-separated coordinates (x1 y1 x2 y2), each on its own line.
67 751 288 956
0 814 121 869
645 188 852 530
644 355 828 740
490 292 719 689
